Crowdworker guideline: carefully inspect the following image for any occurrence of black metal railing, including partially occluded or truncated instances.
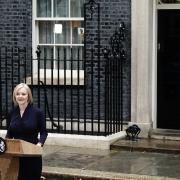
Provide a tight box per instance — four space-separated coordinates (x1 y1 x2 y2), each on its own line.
103 22 127 134
0 42 125 136
0 0 127 136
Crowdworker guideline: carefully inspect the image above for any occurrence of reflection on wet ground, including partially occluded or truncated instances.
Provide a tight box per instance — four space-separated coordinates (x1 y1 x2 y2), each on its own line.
42 142 180 179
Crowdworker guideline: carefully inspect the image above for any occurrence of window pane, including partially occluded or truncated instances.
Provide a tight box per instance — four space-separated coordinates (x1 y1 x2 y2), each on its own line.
71 0 84 17
39 22 54 44
55 47 71 69
71 47 84 69
55 22 70 44
54 0 69 17
55 47 84 70
72 21 84 44
35 0 85 71
37 0 51 17
39 46 54 69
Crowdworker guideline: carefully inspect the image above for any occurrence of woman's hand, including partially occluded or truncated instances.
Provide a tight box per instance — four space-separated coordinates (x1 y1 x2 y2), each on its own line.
36 142 42 147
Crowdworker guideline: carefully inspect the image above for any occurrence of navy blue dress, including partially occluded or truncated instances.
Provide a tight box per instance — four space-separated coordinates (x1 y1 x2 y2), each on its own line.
6 104 48 180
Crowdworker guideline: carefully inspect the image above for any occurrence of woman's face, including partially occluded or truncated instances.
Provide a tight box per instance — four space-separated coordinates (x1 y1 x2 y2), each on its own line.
15 87 29 106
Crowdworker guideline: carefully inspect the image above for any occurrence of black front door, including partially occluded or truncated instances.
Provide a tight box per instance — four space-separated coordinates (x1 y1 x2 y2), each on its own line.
157 10 180 129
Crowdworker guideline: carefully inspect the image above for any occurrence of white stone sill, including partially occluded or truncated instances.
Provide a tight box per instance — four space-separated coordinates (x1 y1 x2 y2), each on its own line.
25 69 84 85
0 130 126 150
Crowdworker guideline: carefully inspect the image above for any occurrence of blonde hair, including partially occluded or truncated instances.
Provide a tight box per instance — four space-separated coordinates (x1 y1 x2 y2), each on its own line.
13 83 33 105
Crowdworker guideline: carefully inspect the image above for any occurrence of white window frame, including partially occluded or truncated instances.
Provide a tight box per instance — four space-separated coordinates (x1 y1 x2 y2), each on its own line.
31 0 84 85
157 0 180 7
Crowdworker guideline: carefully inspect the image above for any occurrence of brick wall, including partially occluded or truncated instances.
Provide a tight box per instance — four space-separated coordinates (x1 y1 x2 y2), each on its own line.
0 0 131 132
0 0 32 47
85 0 131 121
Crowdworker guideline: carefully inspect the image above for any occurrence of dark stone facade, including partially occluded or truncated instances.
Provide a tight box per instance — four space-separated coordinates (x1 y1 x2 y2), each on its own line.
0 0 32 48
0 0 131 133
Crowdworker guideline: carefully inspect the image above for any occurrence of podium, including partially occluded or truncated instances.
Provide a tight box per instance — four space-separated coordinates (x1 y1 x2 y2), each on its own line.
0 139 42 180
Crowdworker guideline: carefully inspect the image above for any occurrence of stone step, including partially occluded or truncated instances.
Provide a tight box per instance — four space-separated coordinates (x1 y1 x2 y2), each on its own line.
42 167 177 180
110 138 180 154
150 129 180 141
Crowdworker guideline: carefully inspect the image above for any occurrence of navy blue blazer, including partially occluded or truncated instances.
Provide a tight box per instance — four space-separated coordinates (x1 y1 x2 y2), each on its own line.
6 104 48 145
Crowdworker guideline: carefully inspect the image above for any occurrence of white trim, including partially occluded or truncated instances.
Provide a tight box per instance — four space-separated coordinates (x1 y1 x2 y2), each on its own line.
152 0 158 129
35 18 84 21
25 69 84 85
32 0 84 49
51 0 53 18
45 132 126 149
157 4 180 9
69 0 71 17
32 0 36 59
131 0 154 137
32 0 85 78
0 130 126 150
38 44 84 46
70 21 72 44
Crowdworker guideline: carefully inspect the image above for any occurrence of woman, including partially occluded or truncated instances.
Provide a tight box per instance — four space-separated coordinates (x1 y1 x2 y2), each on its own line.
6 83 48 180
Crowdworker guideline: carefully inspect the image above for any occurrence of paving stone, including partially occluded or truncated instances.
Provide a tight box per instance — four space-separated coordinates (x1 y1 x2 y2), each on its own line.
42 138 180 179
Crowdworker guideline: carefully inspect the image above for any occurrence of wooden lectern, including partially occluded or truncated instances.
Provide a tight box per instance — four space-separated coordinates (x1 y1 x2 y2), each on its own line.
0 139 42 180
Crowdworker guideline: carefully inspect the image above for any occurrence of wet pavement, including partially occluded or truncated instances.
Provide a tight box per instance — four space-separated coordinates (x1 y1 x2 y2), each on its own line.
111 138 180 154
42 138 180 180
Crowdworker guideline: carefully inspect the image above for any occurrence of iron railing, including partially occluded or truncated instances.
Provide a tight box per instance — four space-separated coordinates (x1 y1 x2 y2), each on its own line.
0 44 125 135
0 0 127 136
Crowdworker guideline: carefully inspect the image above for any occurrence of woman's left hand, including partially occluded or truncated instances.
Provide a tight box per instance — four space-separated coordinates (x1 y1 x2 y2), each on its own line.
36 142 42 147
